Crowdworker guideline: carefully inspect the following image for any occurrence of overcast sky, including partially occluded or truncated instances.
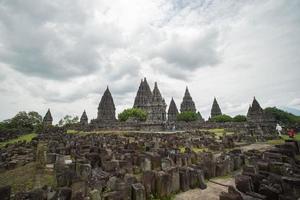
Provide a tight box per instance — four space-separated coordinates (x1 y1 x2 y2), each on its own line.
0 0 299 122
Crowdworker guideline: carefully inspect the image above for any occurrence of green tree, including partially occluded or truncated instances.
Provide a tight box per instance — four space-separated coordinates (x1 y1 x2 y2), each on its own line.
232 115 247 122
176 111 198 122
118 108 147 122
0 111 42 134
58 115 79 126
211 114 232 122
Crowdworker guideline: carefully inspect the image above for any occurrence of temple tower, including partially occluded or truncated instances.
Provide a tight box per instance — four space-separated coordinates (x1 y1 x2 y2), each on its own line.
97 87 116 122
247 97 264 123
80 110 88 125
133 78 153 111
148 82 167 122
180 87 196 113
168 98 178 122
43 109 53 126
211 97 222 118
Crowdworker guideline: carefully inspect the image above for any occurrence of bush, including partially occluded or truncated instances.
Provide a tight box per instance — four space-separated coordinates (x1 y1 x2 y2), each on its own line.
233 115 247 122
212 114 232 122
177 111 198 122
118 108 147 122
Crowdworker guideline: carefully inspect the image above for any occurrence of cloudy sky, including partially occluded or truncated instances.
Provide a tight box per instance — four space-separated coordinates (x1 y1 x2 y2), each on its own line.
0 0 299 122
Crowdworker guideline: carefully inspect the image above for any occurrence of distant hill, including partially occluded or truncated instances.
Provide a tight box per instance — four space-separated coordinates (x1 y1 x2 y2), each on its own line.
280 107 300 116
265 107 300 124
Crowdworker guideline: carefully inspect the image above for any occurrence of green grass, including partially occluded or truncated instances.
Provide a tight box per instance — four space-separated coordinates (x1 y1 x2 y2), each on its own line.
267 133 300 145
281 133 300 141
0 133 37 148
0 162 56 194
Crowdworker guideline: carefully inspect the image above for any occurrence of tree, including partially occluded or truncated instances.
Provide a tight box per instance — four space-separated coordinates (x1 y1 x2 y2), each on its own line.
177 111 198 122
233 115 247 122
118 108 147 122
0 111 42 134
211 114 232 122
58 115 79 126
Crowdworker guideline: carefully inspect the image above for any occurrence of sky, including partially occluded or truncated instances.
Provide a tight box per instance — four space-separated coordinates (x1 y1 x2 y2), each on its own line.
0 0 299 123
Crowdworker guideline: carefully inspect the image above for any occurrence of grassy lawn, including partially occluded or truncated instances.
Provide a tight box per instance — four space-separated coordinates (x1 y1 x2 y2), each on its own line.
0 162 56 194
0 133 37 148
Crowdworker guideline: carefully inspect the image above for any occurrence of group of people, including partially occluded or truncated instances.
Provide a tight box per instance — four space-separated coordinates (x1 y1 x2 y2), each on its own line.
276 123 297 138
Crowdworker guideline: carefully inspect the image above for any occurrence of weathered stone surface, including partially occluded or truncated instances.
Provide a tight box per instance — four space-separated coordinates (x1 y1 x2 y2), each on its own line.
0 185 11 200
155 171 172 199
132 183 146 200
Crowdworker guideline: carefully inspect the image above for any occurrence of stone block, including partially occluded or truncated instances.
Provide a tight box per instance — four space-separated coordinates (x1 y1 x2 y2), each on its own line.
235 175 254 193
142 170 156 199
155 171 172 199
179 167 190 192
132 183 146 200
0 185 11 200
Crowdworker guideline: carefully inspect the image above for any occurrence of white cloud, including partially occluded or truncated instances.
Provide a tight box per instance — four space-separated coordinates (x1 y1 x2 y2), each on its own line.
0 0 299 122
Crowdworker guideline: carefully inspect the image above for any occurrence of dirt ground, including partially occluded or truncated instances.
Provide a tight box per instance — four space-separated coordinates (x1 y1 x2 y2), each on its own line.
174 142 272 200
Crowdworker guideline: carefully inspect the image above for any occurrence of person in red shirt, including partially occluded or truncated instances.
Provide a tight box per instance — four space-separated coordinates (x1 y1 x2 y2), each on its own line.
288 129 296 138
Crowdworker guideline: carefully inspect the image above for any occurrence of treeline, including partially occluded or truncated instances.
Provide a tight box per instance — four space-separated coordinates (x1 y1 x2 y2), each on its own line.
0 111 43 135
264 107 300 125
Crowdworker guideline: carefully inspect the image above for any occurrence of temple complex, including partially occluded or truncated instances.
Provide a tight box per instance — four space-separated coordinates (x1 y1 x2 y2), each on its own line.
80 110 88 125
96 87 116 122
42 109 53 126
211 97 222 118
180 87 196 113
168 98 179 122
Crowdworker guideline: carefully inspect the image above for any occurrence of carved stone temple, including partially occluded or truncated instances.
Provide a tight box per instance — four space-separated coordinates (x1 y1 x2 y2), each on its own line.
80 110 88 125
96 87 116 122
180 87 196 113
43 109 53 126
210 97 222 118
168 98 179 122
133 78 167 122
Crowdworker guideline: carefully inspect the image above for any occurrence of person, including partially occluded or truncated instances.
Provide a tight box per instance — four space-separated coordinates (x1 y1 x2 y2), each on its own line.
288 128 296 138
276 123 282 136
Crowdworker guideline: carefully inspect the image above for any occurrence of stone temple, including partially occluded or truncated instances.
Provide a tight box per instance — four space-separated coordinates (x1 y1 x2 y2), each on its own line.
96 87 116 122
42 109 53 126
147 82 167 122
133 78 166 123
210 97 222 118
168 98 179 122
80 110 88 125
180 87 196 113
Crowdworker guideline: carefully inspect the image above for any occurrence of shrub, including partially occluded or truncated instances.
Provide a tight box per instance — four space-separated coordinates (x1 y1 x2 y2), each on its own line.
212 114 232 122
233 115 247 122
177 111 198 122
118 108 147 122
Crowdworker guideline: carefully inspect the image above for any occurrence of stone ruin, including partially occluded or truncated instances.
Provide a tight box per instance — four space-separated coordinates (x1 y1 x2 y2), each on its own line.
220 139 300 200
0 127 253 199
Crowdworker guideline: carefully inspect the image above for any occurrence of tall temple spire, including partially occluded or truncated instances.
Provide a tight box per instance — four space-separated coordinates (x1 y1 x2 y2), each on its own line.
247 97 264 123
133 77 152 110
97 87 116 121
148 82 166 122
168 98 178 122
211 97 222 118
43 109 53 126
80 110 88 125
180 86 196 113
